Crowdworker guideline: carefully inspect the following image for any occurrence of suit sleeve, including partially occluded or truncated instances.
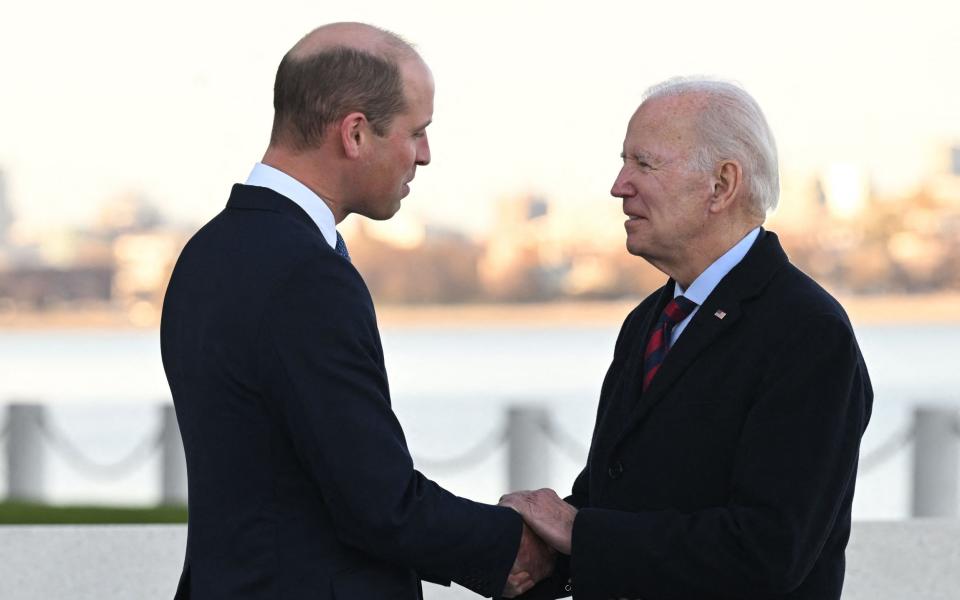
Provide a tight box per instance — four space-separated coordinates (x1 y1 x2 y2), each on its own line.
261 256 521 598
569 313 870 598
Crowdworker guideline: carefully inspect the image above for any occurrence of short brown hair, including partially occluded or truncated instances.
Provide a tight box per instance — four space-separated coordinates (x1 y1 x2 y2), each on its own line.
270 46 408 150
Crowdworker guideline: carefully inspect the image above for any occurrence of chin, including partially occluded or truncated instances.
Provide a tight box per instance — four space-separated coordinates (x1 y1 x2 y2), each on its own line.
375 203 402 221
625 236 646 257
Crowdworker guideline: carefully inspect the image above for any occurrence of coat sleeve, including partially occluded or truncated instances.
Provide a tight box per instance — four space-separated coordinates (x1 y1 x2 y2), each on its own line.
261 256 521 598
569 312 871 598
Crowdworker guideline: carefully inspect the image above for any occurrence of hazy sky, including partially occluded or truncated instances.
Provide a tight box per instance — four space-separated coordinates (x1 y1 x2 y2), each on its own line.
2 0 957 234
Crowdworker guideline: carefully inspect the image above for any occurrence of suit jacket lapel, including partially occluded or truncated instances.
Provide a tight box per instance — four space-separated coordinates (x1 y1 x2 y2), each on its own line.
617 230 789 440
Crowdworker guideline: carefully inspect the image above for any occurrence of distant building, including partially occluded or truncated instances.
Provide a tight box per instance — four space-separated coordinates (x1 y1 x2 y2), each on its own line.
929 143 960 208
0 169 12 246
112 231 184 310
0 266 113 309
821 163 871 220
97 192 163 235
479 194 558 300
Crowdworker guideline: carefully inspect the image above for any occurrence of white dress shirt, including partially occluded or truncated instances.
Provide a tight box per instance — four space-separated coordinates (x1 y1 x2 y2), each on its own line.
671 227 761 346
245 162 338 250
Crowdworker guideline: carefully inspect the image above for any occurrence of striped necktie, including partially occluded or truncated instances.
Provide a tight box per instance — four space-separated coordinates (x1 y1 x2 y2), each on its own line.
334 231 351 262
642 296 698 392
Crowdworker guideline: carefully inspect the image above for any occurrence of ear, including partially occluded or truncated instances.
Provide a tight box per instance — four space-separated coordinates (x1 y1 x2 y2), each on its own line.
339 112 368 159
708 160 743 214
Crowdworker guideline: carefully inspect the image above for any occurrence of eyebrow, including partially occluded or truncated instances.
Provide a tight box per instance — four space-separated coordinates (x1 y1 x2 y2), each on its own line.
622 149 661 163
414 119 433 131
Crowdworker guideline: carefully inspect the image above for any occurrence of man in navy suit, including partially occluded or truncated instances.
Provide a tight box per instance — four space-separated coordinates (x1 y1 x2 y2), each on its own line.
501 79 872 599
161 22 551 599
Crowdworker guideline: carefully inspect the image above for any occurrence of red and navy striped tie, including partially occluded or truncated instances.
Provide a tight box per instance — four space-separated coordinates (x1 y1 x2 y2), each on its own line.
642 296 698 392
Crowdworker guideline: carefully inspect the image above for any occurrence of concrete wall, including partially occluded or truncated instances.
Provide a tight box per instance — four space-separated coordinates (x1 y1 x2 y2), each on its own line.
0 520 958 599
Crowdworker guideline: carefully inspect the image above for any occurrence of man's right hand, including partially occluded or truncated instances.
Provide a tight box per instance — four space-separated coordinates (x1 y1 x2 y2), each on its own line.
502 523 556 598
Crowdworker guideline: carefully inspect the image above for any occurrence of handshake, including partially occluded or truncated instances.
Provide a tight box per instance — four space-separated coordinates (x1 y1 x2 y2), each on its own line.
499 488 578 598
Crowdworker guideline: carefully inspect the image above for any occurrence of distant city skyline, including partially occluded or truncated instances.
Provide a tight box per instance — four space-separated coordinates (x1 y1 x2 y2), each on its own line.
2 0 958 236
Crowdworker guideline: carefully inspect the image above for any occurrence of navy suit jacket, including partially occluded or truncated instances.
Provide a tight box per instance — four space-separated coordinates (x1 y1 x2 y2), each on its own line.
161 184 521 599
524 230 872 600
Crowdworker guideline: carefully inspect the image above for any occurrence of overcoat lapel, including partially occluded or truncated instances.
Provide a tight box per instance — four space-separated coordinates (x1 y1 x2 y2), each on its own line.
616 230 788 443
621 284 674 403
629 285 746 419
590 284 673 456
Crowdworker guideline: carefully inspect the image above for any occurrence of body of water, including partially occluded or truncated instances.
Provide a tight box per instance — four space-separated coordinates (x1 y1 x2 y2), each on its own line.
0 321 957 520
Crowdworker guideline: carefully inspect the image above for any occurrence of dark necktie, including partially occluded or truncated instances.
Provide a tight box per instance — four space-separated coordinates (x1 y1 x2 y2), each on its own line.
642 295 698 392
334 231 351 262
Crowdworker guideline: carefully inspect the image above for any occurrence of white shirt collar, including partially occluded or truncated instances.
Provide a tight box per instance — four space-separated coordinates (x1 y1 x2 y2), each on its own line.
244 163 338 249
675 227 761 304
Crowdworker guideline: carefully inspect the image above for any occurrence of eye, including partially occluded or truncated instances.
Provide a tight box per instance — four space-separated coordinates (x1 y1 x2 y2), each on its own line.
413 130 426 139
621 152 652 169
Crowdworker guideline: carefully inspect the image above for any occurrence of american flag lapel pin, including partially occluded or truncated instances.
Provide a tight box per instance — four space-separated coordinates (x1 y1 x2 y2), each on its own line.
714 310 727 320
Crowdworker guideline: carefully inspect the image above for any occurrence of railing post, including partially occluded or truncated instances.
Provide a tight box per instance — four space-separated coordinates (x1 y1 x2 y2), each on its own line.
5 402 46 502
911 406 959 517
160 403 188 505
506 404 551 492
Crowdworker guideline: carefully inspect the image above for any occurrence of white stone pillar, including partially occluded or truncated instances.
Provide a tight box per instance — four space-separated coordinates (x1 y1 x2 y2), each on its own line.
911 406 959 517
159 404 187 505
5 402 45 502
506 404 551 492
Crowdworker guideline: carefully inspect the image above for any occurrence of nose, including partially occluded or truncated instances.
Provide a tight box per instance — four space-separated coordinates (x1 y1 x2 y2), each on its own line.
416 135 431 166
610 166 634 199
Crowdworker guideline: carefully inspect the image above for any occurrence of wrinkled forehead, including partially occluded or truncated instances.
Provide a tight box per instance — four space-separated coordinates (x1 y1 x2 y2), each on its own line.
625 94 704 158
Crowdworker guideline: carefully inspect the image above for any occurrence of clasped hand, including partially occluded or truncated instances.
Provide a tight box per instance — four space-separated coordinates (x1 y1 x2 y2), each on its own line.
499 488 577 597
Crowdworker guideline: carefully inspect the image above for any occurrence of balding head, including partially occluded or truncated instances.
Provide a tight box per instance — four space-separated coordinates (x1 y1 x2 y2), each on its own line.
269 23 422 150
288 22 417 62
640 77 780 216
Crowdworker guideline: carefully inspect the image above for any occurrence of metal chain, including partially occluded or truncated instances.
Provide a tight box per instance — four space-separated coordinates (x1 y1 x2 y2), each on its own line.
35 412 165 480
412 425 508 473
539 417 589 463
858 426 916 474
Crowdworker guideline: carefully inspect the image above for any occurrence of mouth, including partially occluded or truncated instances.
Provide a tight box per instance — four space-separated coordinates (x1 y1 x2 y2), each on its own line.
624 214 647 231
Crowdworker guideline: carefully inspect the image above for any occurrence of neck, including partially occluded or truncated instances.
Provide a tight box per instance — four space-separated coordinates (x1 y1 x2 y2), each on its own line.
660 220 761 289
261 146 348 223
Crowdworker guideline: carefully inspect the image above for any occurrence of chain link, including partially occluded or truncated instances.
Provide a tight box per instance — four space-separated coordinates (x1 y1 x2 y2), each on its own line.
858 426 916 474
35 411 164 480
0 404 944 485
412 425 508 473
538 418 589 463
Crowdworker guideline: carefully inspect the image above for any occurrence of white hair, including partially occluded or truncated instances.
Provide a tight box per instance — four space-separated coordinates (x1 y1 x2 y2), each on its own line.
642 77 780 215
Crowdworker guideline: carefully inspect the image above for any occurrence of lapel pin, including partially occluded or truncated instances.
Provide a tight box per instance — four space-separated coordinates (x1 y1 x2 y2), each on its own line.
714 310 727 320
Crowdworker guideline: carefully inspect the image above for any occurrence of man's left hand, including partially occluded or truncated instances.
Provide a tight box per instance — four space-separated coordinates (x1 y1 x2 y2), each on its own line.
499 488 577 555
